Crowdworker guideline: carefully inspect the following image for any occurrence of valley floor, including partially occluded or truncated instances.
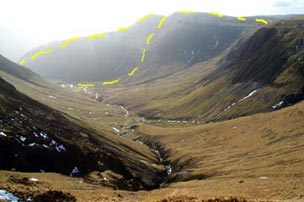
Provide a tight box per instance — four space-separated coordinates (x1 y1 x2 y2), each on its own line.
0 170 303 202
1 100 304 201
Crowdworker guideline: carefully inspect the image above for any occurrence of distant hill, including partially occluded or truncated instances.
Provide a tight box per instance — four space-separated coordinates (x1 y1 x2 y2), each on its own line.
0 55 49 87
20 15 163 82
20 12 263 82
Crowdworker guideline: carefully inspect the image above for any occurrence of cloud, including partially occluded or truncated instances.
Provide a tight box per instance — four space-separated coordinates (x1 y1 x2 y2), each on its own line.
272 0 292 8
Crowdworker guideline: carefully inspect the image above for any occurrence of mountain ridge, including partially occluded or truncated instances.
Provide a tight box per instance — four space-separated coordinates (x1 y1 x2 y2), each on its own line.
19 12 271 83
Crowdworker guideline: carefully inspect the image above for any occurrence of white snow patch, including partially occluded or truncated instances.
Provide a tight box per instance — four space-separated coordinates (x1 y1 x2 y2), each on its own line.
50 140 57 146
239 89 258 102
213 35 219 49
29 143 36 147
29 177 39 182
217 89 259 116
111 127 120 133
272 101 284 110
0 190 19 202
70 166 79 176
19 136 26 142
120 106 129 118
152 149 163 162
166 165 172 175
56 144 66 152
0 131 7 137
140 159 148 164
223 103 236 112
40 132 48 139
183 53 195 69
21 113 27 118
83 87 88 93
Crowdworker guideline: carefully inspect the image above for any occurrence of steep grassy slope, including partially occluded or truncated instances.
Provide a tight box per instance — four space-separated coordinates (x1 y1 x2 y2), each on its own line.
0 76 169 190
102 16 304 121
136 101 304 201
0 54 128 133
1 101 303 201
0 56 168 190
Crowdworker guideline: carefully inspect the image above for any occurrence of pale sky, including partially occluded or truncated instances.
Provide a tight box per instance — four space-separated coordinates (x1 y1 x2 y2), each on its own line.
0 0 303 61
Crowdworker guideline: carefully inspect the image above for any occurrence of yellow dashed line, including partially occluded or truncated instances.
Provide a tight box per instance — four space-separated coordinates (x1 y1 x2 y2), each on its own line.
158 16 167 29
210 11 223 18
146 33 155 45
102 79 120 86
19 59 25 65
26 12 270 87
77 83 96 87
237 16 247 21
141 48 146 63
179 10 196 14
128 67 138 76
255 18 268 24
30 49 53 60
137 14 155 23
60 37 80 48
117 26 130 32
87 33 107 40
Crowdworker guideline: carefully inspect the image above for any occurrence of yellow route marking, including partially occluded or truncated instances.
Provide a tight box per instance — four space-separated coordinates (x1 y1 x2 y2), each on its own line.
117 26 130 32
19 59 25 65
26 11 270 87
87 33 107 40
77 83 96 87
60 37 80 48
146 33 155 45
179 10 196 14
237 16 247 21
158 16 167 29
141 48 146 63
128 67 138 76
102 79 120 85
210 11 223 18
137 14 155 23
255 18 268 24
30 49 53 60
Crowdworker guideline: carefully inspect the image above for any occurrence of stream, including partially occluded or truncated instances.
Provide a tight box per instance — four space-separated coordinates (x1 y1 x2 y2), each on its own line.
99 97 173 187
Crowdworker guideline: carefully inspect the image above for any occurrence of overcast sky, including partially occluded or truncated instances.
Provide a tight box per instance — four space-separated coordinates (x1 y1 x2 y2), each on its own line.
0 0 303 62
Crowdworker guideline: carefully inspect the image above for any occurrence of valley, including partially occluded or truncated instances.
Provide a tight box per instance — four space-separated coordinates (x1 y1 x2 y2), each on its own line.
0 11 304 202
